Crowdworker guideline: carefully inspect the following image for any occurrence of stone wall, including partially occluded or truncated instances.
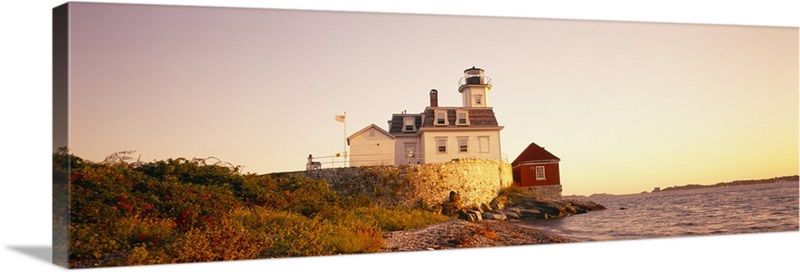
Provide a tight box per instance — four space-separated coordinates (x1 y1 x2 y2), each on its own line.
521 184 563 201
281 159 513 209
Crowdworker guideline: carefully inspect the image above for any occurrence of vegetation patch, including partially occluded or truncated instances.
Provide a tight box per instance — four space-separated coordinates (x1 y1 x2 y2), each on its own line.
55 149 450 268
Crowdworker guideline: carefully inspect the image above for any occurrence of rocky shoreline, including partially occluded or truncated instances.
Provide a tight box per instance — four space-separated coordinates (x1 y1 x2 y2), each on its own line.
382 192 607 252
381 219 572 252
445 190 607 222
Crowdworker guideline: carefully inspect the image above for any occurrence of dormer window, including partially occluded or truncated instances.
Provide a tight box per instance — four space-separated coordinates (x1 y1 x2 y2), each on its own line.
402 116 416 132
434 110 447 126
456 110 469 126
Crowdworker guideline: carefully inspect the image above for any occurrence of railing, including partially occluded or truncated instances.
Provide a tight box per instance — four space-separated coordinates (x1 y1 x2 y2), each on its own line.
458 76 492 86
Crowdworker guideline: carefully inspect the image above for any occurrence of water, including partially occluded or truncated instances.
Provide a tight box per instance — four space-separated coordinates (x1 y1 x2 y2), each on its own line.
516 180 799 242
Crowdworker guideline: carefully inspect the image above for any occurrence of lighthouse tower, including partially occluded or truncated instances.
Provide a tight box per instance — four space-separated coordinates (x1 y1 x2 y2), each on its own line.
458 66 492 108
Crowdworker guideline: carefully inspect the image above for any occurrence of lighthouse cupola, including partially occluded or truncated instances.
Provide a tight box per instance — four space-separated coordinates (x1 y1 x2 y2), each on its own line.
458 66 492 108
464 66 486 84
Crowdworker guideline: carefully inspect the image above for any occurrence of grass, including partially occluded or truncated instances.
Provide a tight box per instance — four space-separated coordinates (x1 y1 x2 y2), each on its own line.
56 151 450 268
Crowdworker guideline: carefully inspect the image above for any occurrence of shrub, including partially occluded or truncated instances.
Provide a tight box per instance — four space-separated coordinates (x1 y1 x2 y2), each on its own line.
168 217 267 263
61 151 450 267
324 219 384 254
352 206 450 231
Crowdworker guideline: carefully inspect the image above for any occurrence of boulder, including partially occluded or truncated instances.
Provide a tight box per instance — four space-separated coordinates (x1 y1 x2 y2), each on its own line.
563 204 577 214
452 194 606 222
501 209 520 220
441 202 460 216
482 212 507 221
458 211 477 221
517 209 546 219
490 196 507 210
470 210 483 221
449 191 460 203
563 199 607 211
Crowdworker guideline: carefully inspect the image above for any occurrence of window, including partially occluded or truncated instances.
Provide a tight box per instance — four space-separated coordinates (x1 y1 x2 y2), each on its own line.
404 143 416 158
458 137 468 153
478 136 490 153
402 117 416 132
474 94 483 105
535 166 546 180
436 138 447 153
435 111 447 126
456 110 469 126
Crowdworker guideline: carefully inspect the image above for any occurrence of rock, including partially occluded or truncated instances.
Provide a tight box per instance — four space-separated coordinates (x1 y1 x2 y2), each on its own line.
482 212 507 221
450 193 606 222
441 202 460 216
489 198 505 210
458 210 483 221
501 209 520 220
517 209 546 219
563 204 577 214
523 202 562 217
458 211 475 221
449 191 460 203
564 199 607 211
470 210 483 221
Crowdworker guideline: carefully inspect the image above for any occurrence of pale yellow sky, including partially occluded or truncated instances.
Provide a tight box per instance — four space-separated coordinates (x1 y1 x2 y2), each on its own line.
1 1 799 272
60 2 798 196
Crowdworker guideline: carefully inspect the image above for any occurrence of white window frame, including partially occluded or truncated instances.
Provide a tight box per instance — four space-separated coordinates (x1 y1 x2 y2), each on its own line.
535 166 546 180
434 110 447 126
436 137 447 153
402 116 416 132
456 110 469 126
458 137 469 153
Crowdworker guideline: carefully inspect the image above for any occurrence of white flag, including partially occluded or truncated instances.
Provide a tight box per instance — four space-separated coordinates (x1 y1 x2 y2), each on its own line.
334 114 345 123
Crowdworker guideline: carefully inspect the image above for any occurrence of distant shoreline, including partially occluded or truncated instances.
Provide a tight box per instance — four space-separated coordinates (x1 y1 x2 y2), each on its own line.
565 175 799 199
654 175 798 193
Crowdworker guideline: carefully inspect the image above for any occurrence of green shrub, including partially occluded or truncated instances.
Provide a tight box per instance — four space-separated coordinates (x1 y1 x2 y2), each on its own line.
324 219 384 254
168 217 267 263
353 206 450 231
61 151 449 267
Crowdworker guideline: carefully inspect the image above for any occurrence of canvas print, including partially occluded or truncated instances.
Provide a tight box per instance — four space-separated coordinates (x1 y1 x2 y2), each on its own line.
52 2 799 269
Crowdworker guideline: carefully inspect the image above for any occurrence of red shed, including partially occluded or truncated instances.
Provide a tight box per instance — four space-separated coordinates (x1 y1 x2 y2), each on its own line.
511 142 561 187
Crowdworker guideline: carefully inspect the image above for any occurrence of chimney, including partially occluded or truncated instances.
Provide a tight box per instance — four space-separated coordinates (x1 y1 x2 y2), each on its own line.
429 89 438 107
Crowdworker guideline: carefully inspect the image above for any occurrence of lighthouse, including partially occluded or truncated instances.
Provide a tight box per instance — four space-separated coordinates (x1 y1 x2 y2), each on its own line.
458 66 492 108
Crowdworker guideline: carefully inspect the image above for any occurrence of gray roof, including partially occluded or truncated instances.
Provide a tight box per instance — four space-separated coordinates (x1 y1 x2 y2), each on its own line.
388 108 500 135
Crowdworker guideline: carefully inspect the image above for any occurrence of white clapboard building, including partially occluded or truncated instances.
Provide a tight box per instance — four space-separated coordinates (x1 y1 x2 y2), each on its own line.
347 67 504 166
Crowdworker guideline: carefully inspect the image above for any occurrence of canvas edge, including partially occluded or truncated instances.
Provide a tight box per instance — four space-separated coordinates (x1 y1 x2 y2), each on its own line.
52 2 70 268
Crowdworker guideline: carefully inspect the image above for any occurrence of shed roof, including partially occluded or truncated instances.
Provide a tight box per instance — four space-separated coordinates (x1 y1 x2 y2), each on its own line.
511 142 561 166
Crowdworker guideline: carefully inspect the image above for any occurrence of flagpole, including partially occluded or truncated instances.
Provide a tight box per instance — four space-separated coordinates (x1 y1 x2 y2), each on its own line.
334 112 347 168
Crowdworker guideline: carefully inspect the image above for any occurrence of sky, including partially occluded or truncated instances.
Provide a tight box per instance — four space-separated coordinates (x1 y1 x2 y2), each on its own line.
2 1 799 272
59 1 798 196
